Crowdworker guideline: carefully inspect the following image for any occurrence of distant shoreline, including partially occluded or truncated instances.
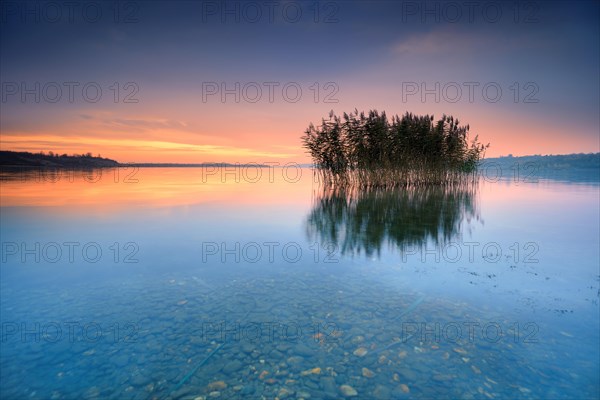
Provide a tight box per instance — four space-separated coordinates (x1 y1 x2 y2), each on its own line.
1 150 598 171
118 163 274 168
1 163 278 169
0 151 274 168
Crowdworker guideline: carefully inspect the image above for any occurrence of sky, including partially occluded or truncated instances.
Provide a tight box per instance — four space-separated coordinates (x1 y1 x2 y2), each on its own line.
1 0 599 163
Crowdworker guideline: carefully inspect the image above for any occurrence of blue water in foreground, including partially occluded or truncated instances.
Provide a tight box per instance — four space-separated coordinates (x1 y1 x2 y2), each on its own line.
1 168 598 399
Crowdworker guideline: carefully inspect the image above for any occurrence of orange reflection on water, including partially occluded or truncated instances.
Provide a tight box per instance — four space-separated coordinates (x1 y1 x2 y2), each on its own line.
0 167 315 209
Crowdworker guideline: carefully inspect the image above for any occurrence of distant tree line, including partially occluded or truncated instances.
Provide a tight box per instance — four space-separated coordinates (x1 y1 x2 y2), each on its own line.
38 151 101 158
483 153 599 170
0 151 118 168
302 110 488 187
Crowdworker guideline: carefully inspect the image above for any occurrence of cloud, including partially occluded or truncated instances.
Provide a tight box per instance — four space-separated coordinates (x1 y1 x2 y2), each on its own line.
0 134 294 160
77 113 190 132
391 27 547 57
103 117 189 131
392 29 483 56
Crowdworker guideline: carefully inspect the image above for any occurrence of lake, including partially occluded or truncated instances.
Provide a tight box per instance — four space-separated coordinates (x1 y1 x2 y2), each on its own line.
1 167 598 400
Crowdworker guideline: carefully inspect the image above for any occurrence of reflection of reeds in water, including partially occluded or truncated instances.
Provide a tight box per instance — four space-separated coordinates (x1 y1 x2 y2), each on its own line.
306 182 479 257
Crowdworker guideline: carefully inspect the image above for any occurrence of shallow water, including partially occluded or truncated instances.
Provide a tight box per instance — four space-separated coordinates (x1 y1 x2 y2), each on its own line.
1 167 598 399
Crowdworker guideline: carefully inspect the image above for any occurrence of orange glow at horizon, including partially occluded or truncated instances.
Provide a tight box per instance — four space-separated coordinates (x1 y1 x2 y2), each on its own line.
0 133 300 164
0 167 315 209
1 100 597 163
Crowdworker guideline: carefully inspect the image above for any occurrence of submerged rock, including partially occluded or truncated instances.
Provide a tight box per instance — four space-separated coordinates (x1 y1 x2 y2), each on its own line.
259 370 269 380
206 381 227 391
353 347 368 357
294 343 314 357
277 387 294 399
286 356 304 365
240 385 255 396
129 374 150 387
340 384 358 397
373 384 391 399
300 367 322 376
222 360 243 374
351 335 365 344
320 377 337 395
361 367 375 378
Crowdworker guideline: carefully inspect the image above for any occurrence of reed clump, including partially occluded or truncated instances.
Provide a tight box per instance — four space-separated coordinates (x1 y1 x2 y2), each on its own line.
301 109 488 188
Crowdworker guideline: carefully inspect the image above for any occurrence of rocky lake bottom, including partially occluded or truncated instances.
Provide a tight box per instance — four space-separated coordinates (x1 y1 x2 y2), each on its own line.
1 268 597 400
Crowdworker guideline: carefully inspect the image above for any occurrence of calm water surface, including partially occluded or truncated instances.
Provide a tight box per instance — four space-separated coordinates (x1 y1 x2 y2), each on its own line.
1 168 598 399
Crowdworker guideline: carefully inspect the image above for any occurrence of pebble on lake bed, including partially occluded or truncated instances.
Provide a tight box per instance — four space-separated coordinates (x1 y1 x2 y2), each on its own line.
353 347 368 357
206 381 227 391
300 367 321 376
351 335 365 344
340 384 358 397
277 387 294 399
400 384 410 393
362 367 375 378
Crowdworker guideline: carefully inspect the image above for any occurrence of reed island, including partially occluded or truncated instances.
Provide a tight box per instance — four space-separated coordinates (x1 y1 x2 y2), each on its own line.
302 110 488 187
